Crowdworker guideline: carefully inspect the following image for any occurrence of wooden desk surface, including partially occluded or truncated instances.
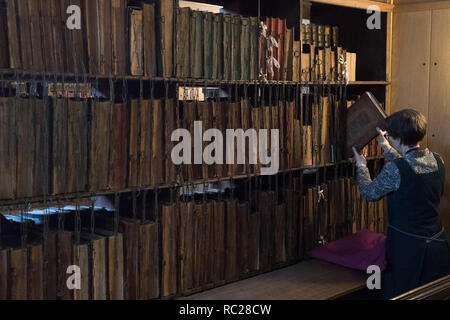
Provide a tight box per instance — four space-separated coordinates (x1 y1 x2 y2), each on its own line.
180 259 367 300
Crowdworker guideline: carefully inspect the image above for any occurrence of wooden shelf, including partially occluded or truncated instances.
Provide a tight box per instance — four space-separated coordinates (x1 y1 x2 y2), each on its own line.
0 69 390 87
0 156 384 207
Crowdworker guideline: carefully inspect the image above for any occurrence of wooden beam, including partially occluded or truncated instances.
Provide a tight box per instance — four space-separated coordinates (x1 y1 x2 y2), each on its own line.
310 0 394 12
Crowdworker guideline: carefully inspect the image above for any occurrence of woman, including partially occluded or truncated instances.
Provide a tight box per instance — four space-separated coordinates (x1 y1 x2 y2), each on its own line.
352 109 450 299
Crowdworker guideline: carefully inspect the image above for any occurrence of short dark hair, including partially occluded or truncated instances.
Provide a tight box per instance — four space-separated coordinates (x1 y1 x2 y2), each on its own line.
385 109 427 146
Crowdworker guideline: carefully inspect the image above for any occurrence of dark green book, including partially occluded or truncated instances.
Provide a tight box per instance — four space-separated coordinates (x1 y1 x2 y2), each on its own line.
175 6 191 78
240 17 250 81
223 14 232 80
203 11 213 79
190 10 203 79
212 13 223 80
231 15 241 81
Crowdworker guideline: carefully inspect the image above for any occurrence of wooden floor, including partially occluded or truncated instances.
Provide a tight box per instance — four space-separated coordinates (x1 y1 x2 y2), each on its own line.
180 260 367 300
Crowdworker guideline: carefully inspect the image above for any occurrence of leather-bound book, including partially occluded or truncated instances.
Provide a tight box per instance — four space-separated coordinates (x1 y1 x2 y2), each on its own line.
0 2 9 67
249 17 259 81
203 12 213 79
231 15 241 81
346 92 387 158
190 10 203 79
112 0 128 76
6 0 20 69
176 6 191 78
212 14 223 80
240 16 250 81
129 7 143 76
277 19 285 81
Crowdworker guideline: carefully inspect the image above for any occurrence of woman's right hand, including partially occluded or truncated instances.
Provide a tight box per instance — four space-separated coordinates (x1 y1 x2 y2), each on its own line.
376 127 390 151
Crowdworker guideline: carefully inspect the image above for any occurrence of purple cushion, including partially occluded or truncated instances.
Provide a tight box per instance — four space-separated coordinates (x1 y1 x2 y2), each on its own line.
309 229 387 271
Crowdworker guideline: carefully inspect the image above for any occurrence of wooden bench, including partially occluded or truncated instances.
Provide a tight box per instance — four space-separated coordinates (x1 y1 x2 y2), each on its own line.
180 259 367 300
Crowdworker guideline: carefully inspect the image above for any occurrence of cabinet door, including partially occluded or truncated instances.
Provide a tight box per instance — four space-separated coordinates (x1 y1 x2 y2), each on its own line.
429 8 450 234
392 10 431 147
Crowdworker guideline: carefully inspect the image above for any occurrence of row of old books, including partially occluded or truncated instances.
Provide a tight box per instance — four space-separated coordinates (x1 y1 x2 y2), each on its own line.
0 208 128 300
1 0 173 77
0 92 354 200
161 178 388 298
174 8 260 81
300 24 356 83
0 169 388 300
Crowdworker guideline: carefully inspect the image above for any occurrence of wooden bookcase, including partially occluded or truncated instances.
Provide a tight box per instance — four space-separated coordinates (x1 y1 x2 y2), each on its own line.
0 0 392 301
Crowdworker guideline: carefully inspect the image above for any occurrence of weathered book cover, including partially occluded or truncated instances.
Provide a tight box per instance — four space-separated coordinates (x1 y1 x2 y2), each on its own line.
180 201 194 293
284 28 294 81
28 0 44 72
292 41 301 82
225 200 238 281
249 16 259 81
165 99 178 183
204 201 214 286
193 202 205 289
277 19 285 81
27 244 43 300
120 218 138 299
33 98 50 197
73 242 89 300
10 248 27 300
223 14 232 80
112 0 128 76
212 13 223 80
139 223 159 299
85 0 101 74
139 99 152 187
213 201 225 283
176 6 190 78
98 0 112 75
143 3 156 77
259 192 274 271
149 0 174 77
240 17 250 81
90 100 111 192
110 102 129 190
16 98 34 198
128 99 140 187
0 249 7 299
0 98 16 199
237 202 249 275
190 10 203 78
275 203 286 264
346 92 387 158
67 100 88 193
56 231 73 300
16 0 32 70
203 12 213 79
162 203 178 297
5 0 20 69
247 210 260 272
129 7 143 76
231 15 241 81
0 0 8 68
151 99 165 186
